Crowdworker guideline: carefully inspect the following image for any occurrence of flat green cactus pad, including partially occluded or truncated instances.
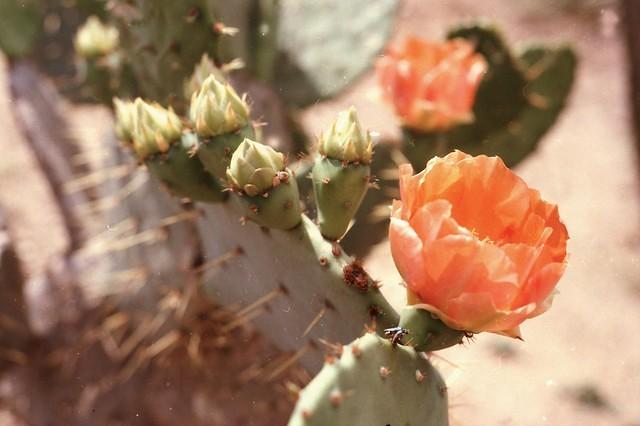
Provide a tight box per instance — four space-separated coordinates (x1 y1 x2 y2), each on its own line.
288 333 449 426
0 0 41 57
486 44 576 166
145 133 225 203
274 0 398 106
447 23 528 135
197 201 399 371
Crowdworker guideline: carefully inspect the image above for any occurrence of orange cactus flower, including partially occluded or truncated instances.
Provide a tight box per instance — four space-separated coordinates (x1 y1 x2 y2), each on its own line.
389 152 568 337
376 36 487 132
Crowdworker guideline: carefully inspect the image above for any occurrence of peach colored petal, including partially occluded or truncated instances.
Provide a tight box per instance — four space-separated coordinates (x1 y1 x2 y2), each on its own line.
408 200 463 244
494 327 522 339
389 217 426 293
423 235 519 310
511 262 567 311
376 37 487 132
388 152 569 335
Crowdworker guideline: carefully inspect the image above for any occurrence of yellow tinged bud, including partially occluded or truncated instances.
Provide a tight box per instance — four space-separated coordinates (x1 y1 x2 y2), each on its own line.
318 107 373 164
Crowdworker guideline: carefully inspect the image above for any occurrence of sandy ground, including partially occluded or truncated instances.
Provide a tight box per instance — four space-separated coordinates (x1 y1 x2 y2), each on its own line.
1 1 639 425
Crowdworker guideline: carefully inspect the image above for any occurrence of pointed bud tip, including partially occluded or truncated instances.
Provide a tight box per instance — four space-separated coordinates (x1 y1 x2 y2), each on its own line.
189 75 250 137
130 99 183 159
319 107 372 164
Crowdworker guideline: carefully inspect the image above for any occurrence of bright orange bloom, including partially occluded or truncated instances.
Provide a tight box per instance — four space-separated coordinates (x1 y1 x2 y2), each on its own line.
376 37 487 132
389 152 568 337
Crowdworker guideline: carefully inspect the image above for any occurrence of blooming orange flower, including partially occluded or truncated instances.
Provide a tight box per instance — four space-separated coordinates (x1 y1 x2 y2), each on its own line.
376 37 487 132
389 152 568 337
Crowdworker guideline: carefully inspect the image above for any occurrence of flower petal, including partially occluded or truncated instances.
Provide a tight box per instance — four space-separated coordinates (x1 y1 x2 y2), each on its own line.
389 217 426 293
388 152 569 334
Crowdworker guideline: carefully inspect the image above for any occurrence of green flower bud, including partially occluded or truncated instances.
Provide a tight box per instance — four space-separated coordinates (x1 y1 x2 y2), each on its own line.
318 107 373 164
183 54 227 100
74 16 119 59
113 98 136 143
189 74 250 137
131 98 183 159
226 138 284 196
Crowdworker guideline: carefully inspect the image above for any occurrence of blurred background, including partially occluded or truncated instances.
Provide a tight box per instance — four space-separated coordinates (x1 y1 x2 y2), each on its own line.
0 0 639 425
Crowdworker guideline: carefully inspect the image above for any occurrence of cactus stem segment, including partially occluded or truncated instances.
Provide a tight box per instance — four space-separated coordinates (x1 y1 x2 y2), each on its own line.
397 305 466 352
312 108 374 240
227 139 302 229
144 133 225 202
288 333 448 425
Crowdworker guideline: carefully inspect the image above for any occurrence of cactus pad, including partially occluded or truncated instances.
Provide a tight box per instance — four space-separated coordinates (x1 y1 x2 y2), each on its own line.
197 202 398 370
288 332 449 426
274 0 398 106
312 158 370 241
145 133 225 203
109 0 221 105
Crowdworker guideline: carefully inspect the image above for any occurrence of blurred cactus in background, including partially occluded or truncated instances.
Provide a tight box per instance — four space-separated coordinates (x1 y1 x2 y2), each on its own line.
73 15 118 58
377 23 577 169
0 1 577 424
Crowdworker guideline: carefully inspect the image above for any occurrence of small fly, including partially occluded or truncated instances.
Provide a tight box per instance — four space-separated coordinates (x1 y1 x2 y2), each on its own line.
384 326 409 347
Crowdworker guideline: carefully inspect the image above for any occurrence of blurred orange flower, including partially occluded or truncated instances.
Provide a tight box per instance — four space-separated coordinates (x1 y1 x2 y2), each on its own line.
376 37 487 132
389 152 568 337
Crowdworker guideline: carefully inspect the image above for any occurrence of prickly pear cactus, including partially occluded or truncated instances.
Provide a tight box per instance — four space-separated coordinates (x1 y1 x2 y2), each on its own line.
288 333 449 426
402 23 577 169
2 6 581 423
96 70 401 372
